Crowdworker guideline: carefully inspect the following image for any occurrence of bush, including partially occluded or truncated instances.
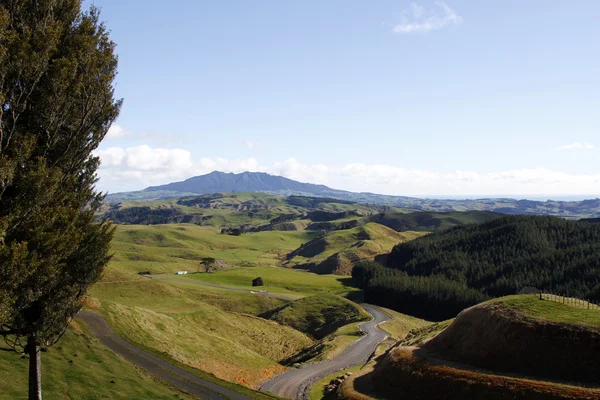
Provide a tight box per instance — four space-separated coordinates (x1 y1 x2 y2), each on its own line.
252 277 264 287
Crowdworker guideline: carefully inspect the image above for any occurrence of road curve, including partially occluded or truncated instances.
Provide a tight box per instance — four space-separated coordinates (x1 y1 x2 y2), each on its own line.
148 275 296 301
260 304 390 400
78 311 252 400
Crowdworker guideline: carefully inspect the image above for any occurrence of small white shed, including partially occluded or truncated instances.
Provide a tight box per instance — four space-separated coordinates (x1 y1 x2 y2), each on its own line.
175 271 188 275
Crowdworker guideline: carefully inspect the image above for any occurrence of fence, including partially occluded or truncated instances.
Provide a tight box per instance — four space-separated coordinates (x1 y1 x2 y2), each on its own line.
540 291 600 311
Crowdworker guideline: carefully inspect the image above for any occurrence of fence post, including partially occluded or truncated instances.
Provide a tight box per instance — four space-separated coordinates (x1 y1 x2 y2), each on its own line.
539 290 542 300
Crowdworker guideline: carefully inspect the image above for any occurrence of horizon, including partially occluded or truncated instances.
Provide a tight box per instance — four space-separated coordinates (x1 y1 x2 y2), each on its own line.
110 169 600 202
89 1 600 197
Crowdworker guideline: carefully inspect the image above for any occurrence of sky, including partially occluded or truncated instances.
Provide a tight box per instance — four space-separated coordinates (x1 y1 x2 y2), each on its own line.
89 1 600 199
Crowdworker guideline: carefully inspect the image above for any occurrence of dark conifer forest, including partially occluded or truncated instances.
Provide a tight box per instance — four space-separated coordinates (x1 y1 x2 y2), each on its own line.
353 216 600 320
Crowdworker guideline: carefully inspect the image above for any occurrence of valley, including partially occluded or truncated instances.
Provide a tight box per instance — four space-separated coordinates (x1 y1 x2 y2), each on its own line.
2 190 599 399
3 4 599 400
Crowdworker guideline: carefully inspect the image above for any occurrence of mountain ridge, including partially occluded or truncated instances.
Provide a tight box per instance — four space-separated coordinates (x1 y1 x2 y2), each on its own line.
104 171 600 219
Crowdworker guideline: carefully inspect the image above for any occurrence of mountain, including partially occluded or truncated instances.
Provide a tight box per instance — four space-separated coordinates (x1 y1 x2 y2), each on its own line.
145 171 346 197
104 171 600 219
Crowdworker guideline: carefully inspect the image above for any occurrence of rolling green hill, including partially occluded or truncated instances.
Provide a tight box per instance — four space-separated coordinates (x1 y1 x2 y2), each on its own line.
99 192 401 231
107 223 318 280
90 279 313 388
285 223 427 274
262 294 370 339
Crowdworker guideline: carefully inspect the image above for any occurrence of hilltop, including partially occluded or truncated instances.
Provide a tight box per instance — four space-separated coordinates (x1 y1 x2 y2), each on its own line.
285 223 426 274
343 295 600 400
104 171 600 218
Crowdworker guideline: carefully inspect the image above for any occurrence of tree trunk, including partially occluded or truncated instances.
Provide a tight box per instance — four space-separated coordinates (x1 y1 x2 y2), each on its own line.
27 335 42 400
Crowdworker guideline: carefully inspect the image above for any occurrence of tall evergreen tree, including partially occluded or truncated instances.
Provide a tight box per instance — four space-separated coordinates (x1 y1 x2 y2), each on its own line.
0 1 121 398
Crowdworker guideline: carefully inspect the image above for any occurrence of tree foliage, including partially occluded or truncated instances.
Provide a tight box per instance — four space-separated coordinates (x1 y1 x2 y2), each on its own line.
0 0 120 396
200 257 216 273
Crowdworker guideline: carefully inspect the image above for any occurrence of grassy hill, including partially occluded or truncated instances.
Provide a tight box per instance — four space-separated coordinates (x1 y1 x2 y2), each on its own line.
107 223 318 280
99 192 398 230
89 279 313 388
343 295 600 400
285 223 426 274
0 323 193 400
262 294 370 339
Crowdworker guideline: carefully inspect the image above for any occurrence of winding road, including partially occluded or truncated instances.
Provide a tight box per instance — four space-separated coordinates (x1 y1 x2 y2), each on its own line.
79 311 252 400
260 304 391 400
83 277 391 400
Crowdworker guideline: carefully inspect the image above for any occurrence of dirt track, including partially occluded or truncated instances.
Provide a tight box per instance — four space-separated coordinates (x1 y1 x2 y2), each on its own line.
260 304 390 399
78 311 252 400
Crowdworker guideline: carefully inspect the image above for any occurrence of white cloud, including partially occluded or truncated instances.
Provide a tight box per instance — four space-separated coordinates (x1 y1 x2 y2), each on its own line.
105 124 130 139
240 139 262 149
94 146 600 196
96 145 193 171
557 142 595 151
393 1 463 34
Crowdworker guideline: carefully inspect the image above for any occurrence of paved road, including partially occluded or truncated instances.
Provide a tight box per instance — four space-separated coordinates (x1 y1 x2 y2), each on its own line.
260 304 391 400
79 311 252 400
148 275 296 301
90 276 389 399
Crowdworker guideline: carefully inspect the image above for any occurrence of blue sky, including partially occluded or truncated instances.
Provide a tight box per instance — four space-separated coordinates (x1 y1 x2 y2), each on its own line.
91 1 600 198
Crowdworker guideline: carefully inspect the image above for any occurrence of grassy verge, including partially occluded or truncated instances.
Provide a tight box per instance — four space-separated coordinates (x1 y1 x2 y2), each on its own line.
0 323 192 400
489 295 600 327
309 365 364 400
399 319 454 346
376 307 430 340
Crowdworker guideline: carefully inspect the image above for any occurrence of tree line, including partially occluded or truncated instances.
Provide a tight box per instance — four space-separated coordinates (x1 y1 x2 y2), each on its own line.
353 216 600 321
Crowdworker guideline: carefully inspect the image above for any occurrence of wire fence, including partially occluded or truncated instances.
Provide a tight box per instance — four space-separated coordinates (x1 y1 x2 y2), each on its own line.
540 291 600 311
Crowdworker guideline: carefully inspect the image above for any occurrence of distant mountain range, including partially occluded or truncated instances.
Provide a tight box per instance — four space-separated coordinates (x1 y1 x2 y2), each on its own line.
105 171 600 219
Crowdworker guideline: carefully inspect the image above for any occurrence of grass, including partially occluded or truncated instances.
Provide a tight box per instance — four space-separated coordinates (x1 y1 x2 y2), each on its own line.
377 307 431 340
106 224 318 280
263 294 370 339
285 223 427 274
90 279 313 388
90 279 287 315
112 192 303 228
399 319 454 346
0 324 192 400
178 266 356 297
309 365 363 400
489 295 600 328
